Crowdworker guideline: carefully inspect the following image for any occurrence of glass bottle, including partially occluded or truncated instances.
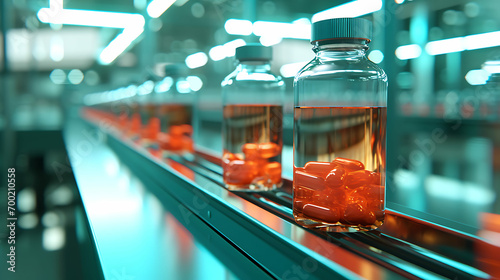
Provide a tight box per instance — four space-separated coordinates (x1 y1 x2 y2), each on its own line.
156 64 195 154
481 59 500 120
137 79 160 147
221 44 285 191
293 18 387 231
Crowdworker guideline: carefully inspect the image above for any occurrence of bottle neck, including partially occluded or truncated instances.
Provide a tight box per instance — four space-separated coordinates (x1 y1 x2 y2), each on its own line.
313 39 369 59
237 60 271 72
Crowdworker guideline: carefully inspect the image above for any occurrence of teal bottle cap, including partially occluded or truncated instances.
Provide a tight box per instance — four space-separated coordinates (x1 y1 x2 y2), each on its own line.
311 17 372 43
235 44 273 61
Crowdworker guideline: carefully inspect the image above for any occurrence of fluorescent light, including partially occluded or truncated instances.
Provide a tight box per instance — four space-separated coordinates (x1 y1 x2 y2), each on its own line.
312 0 383 22
483 60 500 74
186 76 203 91
37 9 144 29
395 44 422 60
98 27 144 64
224 19 253 36
176 80 191 93
395 30 500 59
465 69 489 85
209 45 226 61
425 37 464 55
464 30 500 50
185 52 208 69
155 77 173 93
68 69 84 84
50 69 66 84
49 35 64 61
280 61 307 78
259 35 282 46
37 2 146 65
43 227 66 251
253 21 310 40
368 50 384 63
147 0 176 18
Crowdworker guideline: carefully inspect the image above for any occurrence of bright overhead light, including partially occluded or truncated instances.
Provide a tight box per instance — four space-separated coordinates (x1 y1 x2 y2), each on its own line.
37 9 144 29
209 45 226 61
186 76 203 91
259 35 283 46
465 69 489 85
464 30 500 50
37 0 145 65
368 50 384 64
280 61 307 78
208 39 246 61
423 30 500 56
425 37 464 56
224 19 253 36
395 44 422 60
312 0 383 22
185 52 208 69
253 21 310 40
147 0 176 18
98 28 144 64
68 69 84 84
483 60 500 74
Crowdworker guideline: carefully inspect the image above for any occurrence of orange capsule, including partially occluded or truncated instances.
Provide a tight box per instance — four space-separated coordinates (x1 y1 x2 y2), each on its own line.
353 185 385 215
224 160 259 185
182 136 194 152
158 132 171 150
169 134 183 150
303 204 340 223
178 124 193 135
343 203 376 225
242 143 259 160
130 113 141 134
293 199 305 211
293 185 315 199
370 172 382 185
119 114 128 130
223 151 242 162
312 188 346 209
304 161 335 177
258 142 281 158
264 162 281 183
294 170 325 191
345 170 374 189
332 157 364 172
325 166 346 188
170 125 183 136
142 117 160 139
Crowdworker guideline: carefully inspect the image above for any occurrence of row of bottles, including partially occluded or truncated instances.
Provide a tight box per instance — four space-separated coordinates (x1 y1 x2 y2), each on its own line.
85 18 387 232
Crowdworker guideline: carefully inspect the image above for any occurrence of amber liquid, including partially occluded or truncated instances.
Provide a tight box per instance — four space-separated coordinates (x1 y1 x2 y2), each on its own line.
157 104 192 132
223 104 283 191
157 104 194 153
293 106 386 232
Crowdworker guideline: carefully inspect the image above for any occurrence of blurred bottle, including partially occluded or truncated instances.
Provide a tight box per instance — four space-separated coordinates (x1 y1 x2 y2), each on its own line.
293 18 387 232
137 79 159 147
482 59 500 120
156 64 195 154
221 44 285 191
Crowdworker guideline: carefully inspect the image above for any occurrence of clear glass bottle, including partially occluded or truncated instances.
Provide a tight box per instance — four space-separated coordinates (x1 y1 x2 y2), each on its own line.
293 18 387 232
155 64 195 154
221 44 285 191
481 59 500 120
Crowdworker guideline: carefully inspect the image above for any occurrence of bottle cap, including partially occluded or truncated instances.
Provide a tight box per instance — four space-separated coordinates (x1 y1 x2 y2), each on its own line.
235 44 273 61
311 17 372 43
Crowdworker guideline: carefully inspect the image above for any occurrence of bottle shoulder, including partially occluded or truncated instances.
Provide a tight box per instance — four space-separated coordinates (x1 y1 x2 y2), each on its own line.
222 68 284 87
295 56 387 82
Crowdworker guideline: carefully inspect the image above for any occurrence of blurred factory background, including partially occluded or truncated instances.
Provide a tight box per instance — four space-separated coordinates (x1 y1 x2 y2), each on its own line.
1 0 499 279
